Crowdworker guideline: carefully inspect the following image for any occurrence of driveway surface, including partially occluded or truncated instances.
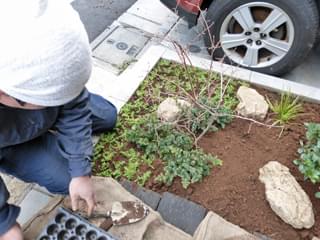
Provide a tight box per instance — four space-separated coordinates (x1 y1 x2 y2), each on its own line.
72 0 137 42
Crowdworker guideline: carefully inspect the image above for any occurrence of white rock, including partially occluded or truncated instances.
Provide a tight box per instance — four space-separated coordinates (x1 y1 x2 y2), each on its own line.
157 98 191 122
236 86 269 120
259 161 315 229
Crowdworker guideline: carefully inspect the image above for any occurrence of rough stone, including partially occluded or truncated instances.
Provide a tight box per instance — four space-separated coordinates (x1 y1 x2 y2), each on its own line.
157 98 191 122
121 180 161 210
254 232 274 240
259 161 315 229
157 192 207 235
0 173 12 186
193 211 259 240
2 175 33 205
236 86 269 120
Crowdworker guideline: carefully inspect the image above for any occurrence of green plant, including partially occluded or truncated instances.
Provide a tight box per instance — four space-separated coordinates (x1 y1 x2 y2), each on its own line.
137 171 152 186
93 60 235 187
267 91 303 125
127 115 222 188
180 97 233 135
158 148 222 188
294 123 320 198
113 161 125 179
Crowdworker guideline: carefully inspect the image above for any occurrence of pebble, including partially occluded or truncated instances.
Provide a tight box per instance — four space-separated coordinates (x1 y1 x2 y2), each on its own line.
187 188 194 195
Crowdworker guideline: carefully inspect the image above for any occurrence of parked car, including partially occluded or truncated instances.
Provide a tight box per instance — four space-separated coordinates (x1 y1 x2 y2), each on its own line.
160 0 320 76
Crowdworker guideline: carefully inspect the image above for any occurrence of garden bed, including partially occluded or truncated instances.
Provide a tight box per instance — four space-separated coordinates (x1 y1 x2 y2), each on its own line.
93 59 320 240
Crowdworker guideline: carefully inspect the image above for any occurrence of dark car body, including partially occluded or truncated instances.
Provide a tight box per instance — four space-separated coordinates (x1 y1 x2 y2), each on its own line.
160 0 203 26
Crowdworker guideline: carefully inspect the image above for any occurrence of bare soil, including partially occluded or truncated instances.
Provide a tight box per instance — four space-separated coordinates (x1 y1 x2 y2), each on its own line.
147 90 320 240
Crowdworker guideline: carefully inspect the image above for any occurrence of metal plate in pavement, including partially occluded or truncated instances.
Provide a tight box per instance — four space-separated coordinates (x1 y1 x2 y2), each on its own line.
92 26 150 73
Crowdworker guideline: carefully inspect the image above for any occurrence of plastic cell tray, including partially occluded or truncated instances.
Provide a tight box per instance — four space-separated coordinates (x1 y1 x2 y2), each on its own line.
37 207 119 240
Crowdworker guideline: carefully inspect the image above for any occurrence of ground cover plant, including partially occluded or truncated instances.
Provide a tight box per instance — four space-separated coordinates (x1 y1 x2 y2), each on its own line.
93 59 239 188
295 123 320 198
93 59 320 239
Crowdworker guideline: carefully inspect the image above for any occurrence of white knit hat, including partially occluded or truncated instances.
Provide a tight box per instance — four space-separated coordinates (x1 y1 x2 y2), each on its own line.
0 0 92 106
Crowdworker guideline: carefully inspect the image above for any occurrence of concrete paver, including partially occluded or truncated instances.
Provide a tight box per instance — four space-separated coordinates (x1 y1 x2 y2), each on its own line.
17 189 53 226
121 180 162 210
158 192 207 235
92 26 150 74
72 0 137 42
127 0 177 25
163 19 209 58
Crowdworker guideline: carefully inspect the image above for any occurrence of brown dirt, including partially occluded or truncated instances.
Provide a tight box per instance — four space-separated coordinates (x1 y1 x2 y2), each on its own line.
148 90 320 240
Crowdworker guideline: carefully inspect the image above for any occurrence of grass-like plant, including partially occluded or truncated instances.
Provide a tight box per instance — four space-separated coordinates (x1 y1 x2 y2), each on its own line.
266 91 303 125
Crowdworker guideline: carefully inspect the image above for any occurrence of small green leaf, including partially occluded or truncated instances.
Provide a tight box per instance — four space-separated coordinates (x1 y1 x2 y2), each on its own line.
315 192 320 199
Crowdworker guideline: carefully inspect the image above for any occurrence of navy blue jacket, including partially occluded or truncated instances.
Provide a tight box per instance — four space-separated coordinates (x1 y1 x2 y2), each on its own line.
0 89 92 234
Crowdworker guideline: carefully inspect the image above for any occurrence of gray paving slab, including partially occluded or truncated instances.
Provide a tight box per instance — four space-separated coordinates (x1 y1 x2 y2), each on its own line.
17 189 53 225
126 0 177 25
118 12 171 37
32 185 55 197
72 0 137 42
157 192 207 235
254 232 274 240
163 19 210 58
92 26 150 74
121 180 162 210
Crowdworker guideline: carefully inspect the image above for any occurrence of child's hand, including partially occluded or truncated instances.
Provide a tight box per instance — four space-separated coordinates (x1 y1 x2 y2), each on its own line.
69 176 96 216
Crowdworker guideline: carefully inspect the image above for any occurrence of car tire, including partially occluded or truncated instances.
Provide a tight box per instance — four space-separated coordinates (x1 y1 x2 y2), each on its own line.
204 0 319 76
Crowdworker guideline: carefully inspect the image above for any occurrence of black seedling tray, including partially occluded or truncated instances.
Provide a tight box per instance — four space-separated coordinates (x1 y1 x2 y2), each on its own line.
37 207 119 240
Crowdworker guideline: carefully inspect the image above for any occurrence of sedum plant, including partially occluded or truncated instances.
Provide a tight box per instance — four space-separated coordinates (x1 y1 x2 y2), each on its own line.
294 123 320 198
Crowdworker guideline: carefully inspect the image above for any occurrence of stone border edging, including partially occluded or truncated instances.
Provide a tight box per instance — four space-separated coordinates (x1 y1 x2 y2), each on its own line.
113 44 320 113
112 45 320 114
161 48 320 104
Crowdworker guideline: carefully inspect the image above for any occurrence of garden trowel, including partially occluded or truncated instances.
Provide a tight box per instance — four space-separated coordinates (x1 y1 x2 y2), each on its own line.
80 201 150 230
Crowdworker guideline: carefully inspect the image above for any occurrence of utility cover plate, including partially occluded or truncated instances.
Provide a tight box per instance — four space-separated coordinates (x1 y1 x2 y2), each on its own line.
93 27 150 72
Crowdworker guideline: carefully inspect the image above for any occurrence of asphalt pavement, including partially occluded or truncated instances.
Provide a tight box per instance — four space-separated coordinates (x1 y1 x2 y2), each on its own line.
284 45 320 88
72 0 137 42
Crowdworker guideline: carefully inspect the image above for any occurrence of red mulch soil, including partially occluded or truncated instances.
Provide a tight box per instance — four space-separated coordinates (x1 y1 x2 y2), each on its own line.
147 89 320 240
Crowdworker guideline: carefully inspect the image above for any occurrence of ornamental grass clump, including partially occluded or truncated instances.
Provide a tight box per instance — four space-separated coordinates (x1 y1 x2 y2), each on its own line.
267 91 303 126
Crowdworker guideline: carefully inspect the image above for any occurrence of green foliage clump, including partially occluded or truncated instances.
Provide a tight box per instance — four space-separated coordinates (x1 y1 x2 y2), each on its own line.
126 115 222 188
93 59 238 188
181 97 233 134
294 123 320 198
267 92 303 125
